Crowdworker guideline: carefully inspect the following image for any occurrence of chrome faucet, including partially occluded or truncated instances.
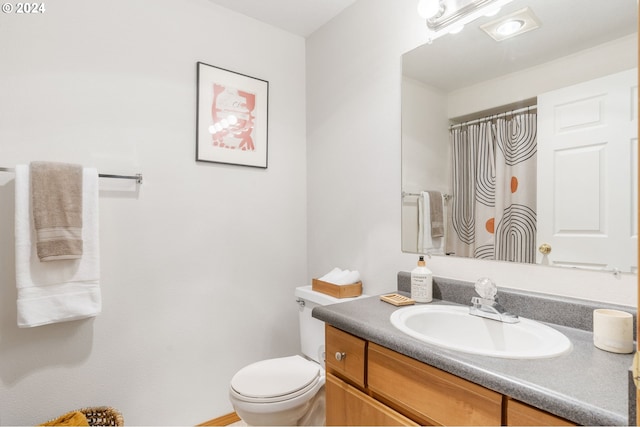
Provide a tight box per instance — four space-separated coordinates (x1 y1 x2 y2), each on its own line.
469 278 519 323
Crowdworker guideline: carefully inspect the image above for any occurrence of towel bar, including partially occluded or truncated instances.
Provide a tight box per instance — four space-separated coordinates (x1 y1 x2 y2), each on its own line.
0 167 143 184
402 191 451 201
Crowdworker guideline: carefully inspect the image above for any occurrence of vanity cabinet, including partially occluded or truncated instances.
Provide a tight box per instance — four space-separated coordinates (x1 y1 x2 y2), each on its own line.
325 323 366 388
368 342 502 426
325 326 415 425
325 324 576 426
326 374 418 426
504 398 577 426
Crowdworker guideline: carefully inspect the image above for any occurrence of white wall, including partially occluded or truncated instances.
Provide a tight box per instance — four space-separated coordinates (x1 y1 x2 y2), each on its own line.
401 77 449 252
448 34 637 118
402 78 450 194
0 0 306 424
307 0 636 306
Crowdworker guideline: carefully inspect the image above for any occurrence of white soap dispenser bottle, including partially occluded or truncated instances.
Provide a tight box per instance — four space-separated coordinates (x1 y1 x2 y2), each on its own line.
411 255 432 303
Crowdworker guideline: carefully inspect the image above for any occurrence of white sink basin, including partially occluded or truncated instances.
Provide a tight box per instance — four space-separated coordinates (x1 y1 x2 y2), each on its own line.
390 305 572 359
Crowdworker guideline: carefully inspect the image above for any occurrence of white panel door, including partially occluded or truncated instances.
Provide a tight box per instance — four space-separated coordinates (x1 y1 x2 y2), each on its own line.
537 68 637 272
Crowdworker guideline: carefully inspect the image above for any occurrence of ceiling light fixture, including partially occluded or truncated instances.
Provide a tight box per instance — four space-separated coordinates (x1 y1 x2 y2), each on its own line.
420 0 515 41
448 24 465 34
496 19 524 35
481 7 541 41
417 0 444 20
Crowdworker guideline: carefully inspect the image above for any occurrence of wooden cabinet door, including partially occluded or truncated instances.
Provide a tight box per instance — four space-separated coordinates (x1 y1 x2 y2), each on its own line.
325 325 367 388
505 398 576 426
326 373 419 426
368 343 502 426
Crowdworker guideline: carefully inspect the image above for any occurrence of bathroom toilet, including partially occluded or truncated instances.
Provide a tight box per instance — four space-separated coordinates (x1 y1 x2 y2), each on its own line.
229 285 367 426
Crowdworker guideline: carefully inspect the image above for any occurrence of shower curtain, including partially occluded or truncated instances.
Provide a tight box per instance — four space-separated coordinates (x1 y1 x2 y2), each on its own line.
450 112 537 263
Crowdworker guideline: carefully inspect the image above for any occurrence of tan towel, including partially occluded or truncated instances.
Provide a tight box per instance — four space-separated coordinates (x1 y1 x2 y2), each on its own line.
16 165 101 327
427 191 444 238
30 161 83 261
39 411 89 426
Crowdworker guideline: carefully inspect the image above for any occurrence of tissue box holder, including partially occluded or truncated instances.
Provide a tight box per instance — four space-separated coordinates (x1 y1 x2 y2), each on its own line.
312 279 362 298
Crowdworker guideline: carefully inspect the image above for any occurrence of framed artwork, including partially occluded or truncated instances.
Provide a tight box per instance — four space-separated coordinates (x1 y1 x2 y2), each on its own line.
196 62 269 168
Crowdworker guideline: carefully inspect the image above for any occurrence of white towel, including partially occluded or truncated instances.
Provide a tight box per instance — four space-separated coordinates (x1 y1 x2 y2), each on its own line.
15 164 101 327
418 191 444 255
319 268 360 285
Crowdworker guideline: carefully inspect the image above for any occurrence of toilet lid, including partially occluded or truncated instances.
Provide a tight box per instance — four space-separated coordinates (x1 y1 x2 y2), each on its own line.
230 355 320 398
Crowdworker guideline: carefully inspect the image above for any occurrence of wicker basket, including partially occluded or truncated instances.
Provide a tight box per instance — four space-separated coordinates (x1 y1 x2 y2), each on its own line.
43 406 124 426
79 407 123 426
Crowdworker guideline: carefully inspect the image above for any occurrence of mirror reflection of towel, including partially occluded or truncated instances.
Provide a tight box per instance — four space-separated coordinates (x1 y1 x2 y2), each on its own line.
427 191 444 238
418 192 444 254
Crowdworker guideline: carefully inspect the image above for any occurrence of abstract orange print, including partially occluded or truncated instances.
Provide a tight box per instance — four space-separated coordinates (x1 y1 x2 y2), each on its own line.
209 84 256 151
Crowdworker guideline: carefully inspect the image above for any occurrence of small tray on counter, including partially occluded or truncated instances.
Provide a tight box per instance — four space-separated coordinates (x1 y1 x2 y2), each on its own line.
380 293 415 306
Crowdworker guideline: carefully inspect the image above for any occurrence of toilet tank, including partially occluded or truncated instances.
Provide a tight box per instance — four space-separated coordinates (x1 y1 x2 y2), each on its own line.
294 285 368 366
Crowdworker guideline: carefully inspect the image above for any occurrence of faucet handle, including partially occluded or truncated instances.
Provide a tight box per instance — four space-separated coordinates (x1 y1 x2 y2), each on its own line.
471 296 495 306
474 277 497 300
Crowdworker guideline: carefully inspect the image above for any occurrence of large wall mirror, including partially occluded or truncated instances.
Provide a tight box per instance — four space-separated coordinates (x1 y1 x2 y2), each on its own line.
402 0 638 273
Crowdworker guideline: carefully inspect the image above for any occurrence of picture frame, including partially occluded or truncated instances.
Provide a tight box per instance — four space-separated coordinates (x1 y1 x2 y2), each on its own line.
196 62 269 168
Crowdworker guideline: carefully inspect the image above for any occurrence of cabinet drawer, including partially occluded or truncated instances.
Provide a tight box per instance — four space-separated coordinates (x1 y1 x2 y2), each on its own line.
368 343 502 426
325 325 366 388
326 373 419 426
505 398 576 426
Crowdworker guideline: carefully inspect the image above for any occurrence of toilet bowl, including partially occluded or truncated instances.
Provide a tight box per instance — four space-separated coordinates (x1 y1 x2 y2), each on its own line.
228 285 369 426
229 355 325 426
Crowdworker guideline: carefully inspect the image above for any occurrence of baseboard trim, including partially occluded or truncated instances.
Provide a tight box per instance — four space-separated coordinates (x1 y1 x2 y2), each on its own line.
197 412 241 426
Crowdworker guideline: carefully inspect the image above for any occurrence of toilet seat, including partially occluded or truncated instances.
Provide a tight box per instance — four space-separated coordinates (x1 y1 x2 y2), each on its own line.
230 355 322 403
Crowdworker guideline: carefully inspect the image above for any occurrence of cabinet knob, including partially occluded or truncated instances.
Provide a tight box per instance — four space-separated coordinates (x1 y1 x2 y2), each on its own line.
335 351 346 361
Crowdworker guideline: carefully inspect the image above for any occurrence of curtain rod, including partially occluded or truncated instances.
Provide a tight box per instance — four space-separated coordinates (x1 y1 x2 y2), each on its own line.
0 167 143 184
450 105 537 130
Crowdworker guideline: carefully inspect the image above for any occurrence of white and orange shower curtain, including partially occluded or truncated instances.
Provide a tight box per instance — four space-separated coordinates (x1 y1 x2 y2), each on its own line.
450 112 537 263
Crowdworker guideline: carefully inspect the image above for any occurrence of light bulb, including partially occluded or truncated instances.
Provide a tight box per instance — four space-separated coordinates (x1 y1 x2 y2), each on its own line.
496 19 524 36
448 23 464 34
417 0 441 19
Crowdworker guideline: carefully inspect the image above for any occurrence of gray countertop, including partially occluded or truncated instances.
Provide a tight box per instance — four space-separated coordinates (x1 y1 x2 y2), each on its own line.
313 281 635 426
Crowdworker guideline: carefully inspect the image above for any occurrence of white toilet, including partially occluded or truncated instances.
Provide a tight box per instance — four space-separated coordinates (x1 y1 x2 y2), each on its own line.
229 285 367 426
